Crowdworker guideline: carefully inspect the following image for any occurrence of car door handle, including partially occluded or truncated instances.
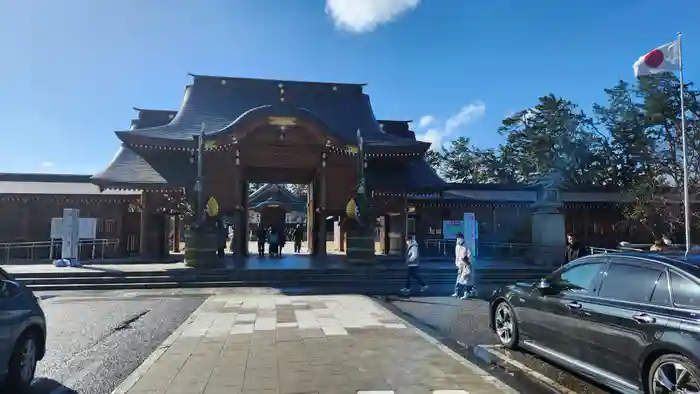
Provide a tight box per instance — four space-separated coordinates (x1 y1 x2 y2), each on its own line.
565 301 582 310
632 314 656 324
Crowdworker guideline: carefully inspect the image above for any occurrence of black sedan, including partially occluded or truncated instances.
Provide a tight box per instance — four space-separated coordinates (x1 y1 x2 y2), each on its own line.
489 252 700 394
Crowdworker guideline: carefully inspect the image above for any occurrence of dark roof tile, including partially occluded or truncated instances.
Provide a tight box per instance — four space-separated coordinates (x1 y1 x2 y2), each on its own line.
116 75 426 150
368 159 445 193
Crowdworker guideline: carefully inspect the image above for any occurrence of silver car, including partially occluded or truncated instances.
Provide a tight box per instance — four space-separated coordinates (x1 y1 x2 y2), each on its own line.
0 267 46 392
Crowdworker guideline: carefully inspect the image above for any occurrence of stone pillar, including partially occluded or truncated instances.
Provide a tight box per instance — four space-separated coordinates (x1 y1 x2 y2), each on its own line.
139 192 149 258
531 173 566 267
173 215 181 252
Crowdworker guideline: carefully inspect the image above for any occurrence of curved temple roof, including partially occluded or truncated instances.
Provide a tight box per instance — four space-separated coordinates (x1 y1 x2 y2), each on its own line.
92 108 182 189
92 76 443 192
115 75 429 151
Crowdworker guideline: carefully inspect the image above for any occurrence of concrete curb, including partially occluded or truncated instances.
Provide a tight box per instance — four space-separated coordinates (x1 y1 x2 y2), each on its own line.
109 297 209 394
370 297 522 394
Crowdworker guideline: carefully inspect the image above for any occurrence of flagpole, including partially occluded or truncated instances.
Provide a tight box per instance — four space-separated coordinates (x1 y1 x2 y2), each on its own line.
678 32 691 255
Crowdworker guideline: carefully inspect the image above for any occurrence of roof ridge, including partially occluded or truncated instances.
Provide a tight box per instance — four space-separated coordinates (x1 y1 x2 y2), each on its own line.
188 73 367 87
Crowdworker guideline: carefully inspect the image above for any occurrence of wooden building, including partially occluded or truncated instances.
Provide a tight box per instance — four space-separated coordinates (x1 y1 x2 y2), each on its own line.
247 184 307 240
0 75 665 262
90 74 445 259
0 173 140 260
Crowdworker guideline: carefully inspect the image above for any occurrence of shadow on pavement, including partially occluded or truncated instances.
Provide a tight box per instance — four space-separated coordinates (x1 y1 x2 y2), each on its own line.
375 296 555 394
30 377 78 393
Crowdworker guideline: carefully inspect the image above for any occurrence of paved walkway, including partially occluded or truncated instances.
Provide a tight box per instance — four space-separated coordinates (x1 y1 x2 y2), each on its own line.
112 293 516 394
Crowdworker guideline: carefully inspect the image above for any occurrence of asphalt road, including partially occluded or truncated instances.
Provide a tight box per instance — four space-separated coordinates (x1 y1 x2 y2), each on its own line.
382 295 619 394
27 290 207 394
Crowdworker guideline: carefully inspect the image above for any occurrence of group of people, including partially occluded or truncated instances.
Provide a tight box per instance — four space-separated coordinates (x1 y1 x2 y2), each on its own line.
400 232 475 299
255 223 305 257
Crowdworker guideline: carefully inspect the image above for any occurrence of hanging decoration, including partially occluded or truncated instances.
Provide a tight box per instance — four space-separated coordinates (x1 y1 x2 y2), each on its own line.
206 196 220 217
346 198 358 219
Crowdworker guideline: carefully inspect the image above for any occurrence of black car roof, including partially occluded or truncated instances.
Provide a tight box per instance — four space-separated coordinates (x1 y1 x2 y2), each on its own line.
590 251 700 279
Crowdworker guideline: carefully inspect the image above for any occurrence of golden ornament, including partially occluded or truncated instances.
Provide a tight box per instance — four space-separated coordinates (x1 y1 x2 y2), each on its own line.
206 197 220 217
346 198 358 219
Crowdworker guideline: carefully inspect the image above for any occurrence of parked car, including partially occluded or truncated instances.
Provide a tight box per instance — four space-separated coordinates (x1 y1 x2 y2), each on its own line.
489 252 700 394
0 267 46 392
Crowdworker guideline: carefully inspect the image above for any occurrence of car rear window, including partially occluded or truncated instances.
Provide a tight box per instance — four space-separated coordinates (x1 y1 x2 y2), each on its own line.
599 263 664 303
670 272 700 309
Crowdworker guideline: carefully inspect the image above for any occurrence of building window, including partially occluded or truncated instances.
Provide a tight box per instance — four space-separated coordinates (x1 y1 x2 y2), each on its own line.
407 217 416 234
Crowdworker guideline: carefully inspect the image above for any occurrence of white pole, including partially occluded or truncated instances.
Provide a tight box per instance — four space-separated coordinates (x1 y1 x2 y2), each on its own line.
678 32 691 255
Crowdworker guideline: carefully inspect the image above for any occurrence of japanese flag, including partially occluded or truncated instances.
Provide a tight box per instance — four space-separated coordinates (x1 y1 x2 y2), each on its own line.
634 40 681 77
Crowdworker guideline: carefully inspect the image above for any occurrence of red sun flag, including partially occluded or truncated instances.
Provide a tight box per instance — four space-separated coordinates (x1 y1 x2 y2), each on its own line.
634 40 681 77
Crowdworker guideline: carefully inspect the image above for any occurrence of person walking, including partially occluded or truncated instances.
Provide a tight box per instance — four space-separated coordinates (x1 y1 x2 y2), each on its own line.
255 226 267 257
293 223 303 253
400 236 428 295
452 232 474 299
268 227 279 257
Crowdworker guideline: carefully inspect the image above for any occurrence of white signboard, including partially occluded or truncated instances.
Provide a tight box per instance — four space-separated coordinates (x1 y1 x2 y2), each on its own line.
61 209 80 260
463 212 478 258
79 218 97 239
50 218 63 239
51 217 98 239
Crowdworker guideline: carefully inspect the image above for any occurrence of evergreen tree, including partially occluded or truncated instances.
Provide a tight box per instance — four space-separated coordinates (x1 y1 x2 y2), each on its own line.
497 94 609 186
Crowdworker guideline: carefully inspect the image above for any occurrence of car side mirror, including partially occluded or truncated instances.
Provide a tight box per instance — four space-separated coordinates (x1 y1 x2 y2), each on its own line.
536 279 553 294
0 280 19 299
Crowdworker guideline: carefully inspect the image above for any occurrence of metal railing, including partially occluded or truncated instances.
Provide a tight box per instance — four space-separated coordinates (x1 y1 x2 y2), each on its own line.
423 239 540 260
0 238 120 264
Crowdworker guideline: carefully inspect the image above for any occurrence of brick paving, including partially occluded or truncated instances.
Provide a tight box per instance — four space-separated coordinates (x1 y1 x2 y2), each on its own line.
113 294 513 394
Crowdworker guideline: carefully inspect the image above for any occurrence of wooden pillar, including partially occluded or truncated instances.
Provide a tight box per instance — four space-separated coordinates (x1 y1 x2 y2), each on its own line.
414 205 428 255
380 214 390 255
162 215 170 259
242 181 249 256
307 179 316 254
139 192 149 258
318 158 327 256
232 163 246 257
173 215 181 252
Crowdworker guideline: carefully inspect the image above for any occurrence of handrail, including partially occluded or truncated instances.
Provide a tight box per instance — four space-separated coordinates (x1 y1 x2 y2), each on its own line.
0 238 120 264
423 239 538 260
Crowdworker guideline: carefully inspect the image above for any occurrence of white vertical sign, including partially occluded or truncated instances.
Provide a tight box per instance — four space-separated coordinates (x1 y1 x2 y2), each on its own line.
61 209 80 260
463 212 478 258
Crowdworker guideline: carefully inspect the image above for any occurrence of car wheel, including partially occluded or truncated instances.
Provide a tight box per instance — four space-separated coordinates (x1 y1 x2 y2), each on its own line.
493 301 519 349
648 353 700 394
5 331 39 392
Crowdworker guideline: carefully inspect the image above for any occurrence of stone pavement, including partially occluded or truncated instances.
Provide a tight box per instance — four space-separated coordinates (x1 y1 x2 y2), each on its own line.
112 293 516 394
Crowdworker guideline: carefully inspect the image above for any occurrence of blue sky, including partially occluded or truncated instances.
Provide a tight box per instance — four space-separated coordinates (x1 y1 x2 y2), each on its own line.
0 0 698 174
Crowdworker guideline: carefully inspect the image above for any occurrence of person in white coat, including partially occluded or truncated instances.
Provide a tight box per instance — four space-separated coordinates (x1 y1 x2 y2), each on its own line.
452 232 474 299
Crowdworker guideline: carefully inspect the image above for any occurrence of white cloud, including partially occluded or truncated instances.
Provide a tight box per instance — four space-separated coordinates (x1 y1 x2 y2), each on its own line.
325 0 420 33
417 115 436 129
415 101 486 150
41 161 54 168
